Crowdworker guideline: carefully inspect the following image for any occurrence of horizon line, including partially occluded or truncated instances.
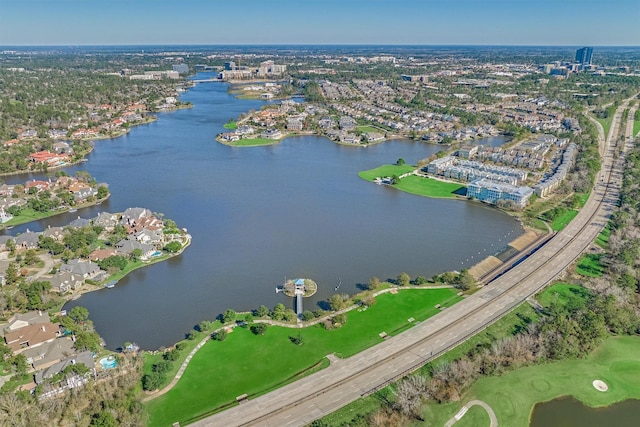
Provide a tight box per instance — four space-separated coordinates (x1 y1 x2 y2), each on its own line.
2 43 640 48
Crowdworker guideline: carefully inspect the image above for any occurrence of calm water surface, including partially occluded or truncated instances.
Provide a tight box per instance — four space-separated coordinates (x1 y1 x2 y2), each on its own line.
6 74 522 349
530 397 640 427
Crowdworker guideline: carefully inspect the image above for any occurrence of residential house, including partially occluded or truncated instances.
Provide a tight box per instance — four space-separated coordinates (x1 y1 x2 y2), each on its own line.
261 129 283 139
47 272 84 293
115 238 155 259
220 132 240 142
339 116 356 131
52 141 72 154
88 248 117 261
59 260 101 279
68 182 97 201
42 226 65 242
35 351 95 385
134 229 163 246
0 235 15 251
68 217 92 229
3 311 50 333
287 118 303 131
121 208 152 227
92 212 118 231
25 180 51 193
15 230 41 249
22 336 75 370
0 184 14 196
5 322 60 354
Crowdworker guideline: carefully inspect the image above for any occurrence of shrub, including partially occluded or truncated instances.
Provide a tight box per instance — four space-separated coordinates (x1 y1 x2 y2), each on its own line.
212 329 228 341
250 323 267 335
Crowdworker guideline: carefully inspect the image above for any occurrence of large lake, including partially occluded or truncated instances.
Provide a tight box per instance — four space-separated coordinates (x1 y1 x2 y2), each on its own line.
5 74 523 349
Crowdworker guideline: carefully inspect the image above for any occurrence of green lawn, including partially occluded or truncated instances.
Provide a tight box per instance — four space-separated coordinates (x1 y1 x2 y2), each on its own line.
395 176 467 199
145 288 462 426
359 165 466 199
634 119 640 138
576 254 605 278
420 336 640 427
597 117 614 137
3 207 66 227
536 283 591 308
223 121 237 130
549 209 578 232
358 164 415 180
357 125 381 133
228 137 279 146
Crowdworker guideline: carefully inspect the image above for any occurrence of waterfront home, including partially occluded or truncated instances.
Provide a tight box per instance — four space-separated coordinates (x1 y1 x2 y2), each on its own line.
92 212 118 231
68 217 92 229
287 118 303 131
15 230 41 250
261 128 283 140
46 271 84 293
35 350 95 385
121 208 152 227
339 116 356 131
68 181 97 200
25 180 51 193
42 226 65 242
52 141 72 153
59 259 101 279
5 322 60 354
134 229 163 246
365 132 384 142
220 132 240 142
235 125 255 136
22 336 75 370
115 238 155 259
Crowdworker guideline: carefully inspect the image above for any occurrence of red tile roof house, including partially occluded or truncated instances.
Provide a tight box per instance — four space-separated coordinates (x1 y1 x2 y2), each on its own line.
5 322 60 354
25 180 51 193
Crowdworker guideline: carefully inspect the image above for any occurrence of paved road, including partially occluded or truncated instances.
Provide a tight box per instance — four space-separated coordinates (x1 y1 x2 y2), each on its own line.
189 96 636 427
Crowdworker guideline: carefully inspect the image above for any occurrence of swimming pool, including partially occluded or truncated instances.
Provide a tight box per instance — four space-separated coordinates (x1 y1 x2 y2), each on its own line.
99 355 118 369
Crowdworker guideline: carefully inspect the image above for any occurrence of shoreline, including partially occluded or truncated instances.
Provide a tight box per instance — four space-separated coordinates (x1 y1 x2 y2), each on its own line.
66 232 192 301
0 192 111 231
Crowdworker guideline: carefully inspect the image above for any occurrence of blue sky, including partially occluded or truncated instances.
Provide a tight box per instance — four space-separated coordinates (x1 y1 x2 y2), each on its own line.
1 0 638 46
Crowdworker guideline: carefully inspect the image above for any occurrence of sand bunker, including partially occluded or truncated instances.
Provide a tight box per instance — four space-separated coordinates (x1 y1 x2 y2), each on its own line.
592 380 608 392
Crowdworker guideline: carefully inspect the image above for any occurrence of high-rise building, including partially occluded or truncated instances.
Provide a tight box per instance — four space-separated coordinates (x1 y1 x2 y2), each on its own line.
575 47 593 66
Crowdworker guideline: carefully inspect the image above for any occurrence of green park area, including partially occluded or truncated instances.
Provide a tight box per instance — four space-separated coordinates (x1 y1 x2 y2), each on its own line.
223 120 237 130
144 288 462 426
357 125 381 134
421 335 640 427
359 165 466 199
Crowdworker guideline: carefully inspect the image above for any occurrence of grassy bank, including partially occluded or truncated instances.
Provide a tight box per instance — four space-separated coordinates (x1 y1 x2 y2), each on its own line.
547 209 578 232
223 120 237 130
144 288 462 426
575 254 605 277
421 335 640 426
221 137 281 147
597 117 614 137
359 165 466 199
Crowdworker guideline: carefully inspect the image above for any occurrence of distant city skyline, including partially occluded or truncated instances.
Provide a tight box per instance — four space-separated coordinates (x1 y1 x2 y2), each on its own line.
1 0 639 46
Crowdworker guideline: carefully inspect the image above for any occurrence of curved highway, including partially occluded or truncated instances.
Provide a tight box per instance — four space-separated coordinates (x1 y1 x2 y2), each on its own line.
190 95 637 427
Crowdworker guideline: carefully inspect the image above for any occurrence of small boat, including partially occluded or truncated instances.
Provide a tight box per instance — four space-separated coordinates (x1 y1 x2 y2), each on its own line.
104 280 117 288
5 226 13 230
68 208 77 213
